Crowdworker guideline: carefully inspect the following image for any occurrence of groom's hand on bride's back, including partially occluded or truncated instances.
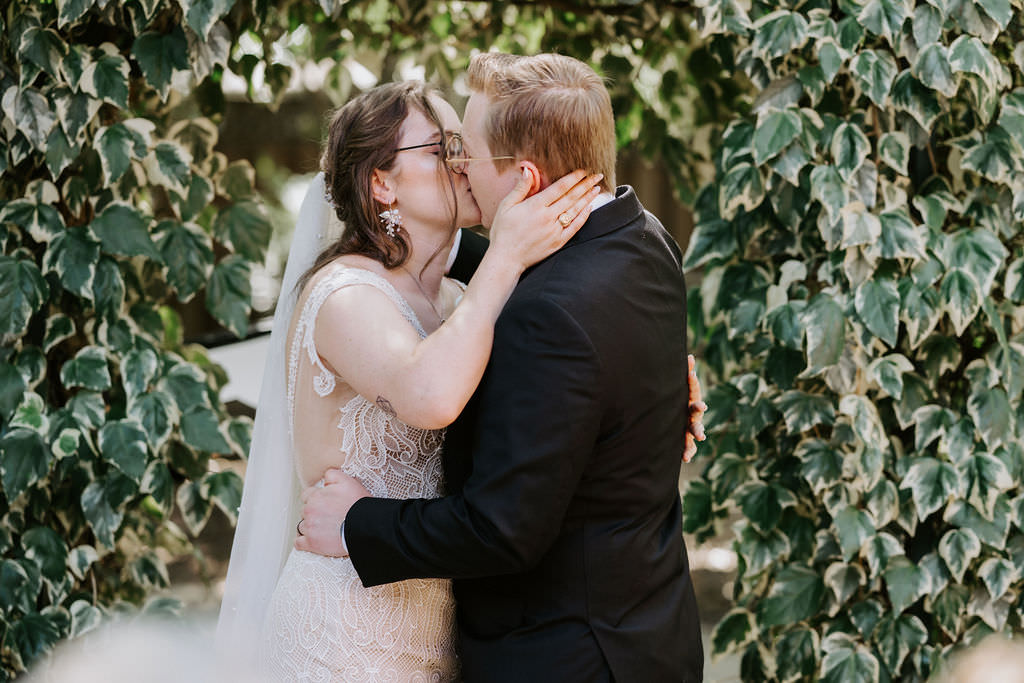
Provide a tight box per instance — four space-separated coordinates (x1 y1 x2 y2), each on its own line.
294 469 369 557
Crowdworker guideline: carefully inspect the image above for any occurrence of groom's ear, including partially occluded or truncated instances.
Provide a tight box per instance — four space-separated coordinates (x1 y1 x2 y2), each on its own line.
370 169 394 205
518 161 545 197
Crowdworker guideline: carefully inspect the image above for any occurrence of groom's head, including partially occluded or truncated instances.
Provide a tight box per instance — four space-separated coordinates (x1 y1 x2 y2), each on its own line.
461 53 616 228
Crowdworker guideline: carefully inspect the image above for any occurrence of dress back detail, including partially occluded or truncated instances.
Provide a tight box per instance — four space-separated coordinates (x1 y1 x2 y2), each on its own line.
263 263 457 681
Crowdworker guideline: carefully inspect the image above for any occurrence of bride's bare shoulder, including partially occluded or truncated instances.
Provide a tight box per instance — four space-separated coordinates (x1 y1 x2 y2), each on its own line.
300 254 389 295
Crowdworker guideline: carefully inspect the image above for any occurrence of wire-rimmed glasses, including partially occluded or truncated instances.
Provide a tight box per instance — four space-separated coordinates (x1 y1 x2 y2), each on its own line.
396 133 514 174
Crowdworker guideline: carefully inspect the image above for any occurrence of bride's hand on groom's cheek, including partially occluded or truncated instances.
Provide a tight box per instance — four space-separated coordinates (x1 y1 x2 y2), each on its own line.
295 469 370 557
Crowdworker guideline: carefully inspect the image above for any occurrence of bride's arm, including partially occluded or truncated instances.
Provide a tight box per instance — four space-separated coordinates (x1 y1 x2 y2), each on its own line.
315 170 602 429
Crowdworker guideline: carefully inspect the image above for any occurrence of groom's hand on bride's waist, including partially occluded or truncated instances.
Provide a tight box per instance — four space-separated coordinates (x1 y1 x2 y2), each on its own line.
295 469 369 557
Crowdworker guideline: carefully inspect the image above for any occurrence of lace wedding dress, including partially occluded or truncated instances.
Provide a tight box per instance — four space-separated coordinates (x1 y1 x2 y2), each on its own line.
259 264 458 682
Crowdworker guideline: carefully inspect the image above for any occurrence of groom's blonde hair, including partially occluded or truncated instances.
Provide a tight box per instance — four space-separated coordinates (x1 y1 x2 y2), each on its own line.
466 53 616 193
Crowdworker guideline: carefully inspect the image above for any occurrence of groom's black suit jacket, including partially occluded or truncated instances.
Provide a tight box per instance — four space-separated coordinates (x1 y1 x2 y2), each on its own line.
347 187 703 681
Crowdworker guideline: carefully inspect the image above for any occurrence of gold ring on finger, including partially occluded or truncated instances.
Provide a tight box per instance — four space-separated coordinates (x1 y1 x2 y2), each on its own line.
558 212 572 227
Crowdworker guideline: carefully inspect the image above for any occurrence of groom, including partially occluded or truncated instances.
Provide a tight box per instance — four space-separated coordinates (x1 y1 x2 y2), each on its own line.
298 52 704 681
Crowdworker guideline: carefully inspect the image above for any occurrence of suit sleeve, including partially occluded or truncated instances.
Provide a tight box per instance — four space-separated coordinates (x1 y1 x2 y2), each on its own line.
345 296 602 586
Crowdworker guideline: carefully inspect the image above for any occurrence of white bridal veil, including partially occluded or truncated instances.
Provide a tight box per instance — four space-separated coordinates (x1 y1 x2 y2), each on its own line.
215 173 339 659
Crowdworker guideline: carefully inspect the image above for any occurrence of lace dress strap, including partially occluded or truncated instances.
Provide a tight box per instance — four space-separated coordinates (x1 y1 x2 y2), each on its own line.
286 265 426 435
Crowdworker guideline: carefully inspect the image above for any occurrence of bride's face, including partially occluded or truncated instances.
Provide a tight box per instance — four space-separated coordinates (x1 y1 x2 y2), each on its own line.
388 96 481 232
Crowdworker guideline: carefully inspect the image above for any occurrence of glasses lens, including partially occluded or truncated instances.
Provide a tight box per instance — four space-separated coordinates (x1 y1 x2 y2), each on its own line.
446 134 466 174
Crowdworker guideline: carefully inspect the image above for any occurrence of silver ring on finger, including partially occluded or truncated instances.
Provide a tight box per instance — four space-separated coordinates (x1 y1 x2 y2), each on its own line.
558 211 573 227
296 519 304 536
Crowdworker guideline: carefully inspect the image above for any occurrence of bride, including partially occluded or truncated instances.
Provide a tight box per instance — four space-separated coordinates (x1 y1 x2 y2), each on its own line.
214 81 602 680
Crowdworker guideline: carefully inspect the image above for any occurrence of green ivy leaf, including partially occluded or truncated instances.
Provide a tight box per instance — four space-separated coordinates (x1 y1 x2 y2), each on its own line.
960 126 1018 184
832 123 870 182
854 278 900 346
978 557 1017 601
213 200 272 263
938 527 981 582
182 0 236 39
121 348 158 399
683 219 735 269
718 163 765 219
940 268 982 336
161 362 210 411
89 202 161 261
99 419 149 483
11 392 48 433
145 141 192 193
872 612 928 676
203 470 242 523
169 174 215 223
0 256 49 340
849 50 897 108
58 0 97 28
132 28 189 100
884 556 931 614
752 10 809 59
180 406 231 453
7 87 56 151
878 209 925 260
681 479 712 533
739 526 790 576
968 388 1013 452
902 454 958 519
825 563 864 613
68 600 102 639
760 565 825 626
43 227 100 300
0 362 28 422
128 392 177 449
81 478 124 550
911 4 942 46
67 391 105 430
45 124 80 179
931 584 969 638
753 109 802 166
1005 258 1024 303
710 609 755 656
19 27 68 80
960 451 1012 517
877 132 910 176
0 429 52 501
140 460 175 514
802 293 845 374
797 438 843 494
810 164 848 222
776 628 820 681
912 43 957 97
176 480 212 536
206 256 252 338
834 507 875 561
22 527 68 583
949 35 1001 85
868 354 913 399
738 481 783 533
60 346 110 391
9 609 65 669
81 46 130 108
92 257 125 320
95 122 149 185
52 428 80 461
777 391 835 434
857 0 910 44
1 199 65 244
892 71 942 131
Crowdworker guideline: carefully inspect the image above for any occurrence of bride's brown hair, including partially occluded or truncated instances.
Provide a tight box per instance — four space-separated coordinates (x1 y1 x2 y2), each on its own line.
299 82 457 291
